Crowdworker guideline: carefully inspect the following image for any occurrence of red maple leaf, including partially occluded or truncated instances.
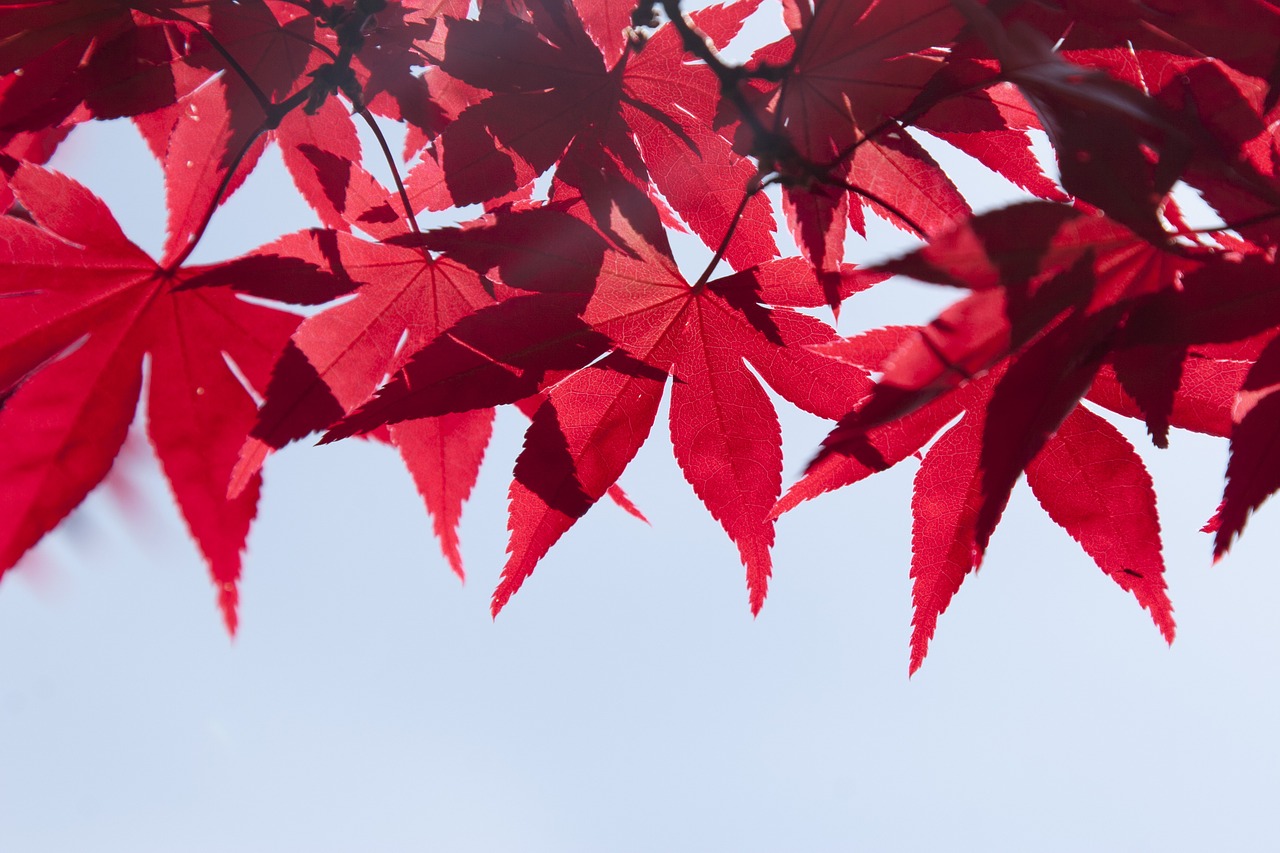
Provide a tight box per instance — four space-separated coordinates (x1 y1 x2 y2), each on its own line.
5 0 1280 670
777 326 1173 673
858 204 1199 561
0 0 190 138
856 203 1193 429
989 0 1280 111
214 202 616 579
317 0 456 128
731 0 980 275
220 226 499 580
0 162 300 630
408 0 778 271
324 200 879 614
1066 49 1280 246
1209 333 1280 556
0 0 386 256
774 200 1202 671
133 0 342 259
906 380 1172 674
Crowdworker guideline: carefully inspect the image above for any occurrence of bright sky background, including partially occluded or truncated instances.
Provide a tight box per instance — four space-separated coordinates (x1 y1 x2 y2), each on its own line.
2 7 1279 851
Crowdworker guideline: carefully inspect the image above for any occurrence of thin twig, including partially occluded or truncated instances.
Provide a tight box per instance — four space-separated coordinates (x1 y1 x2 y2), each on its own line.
1188 209 1280 235
827 176 928 238
356 106 422 237
826 77 998 171
164 87 313 273
694 174 767 288
657 0 776 145
173 14 275 118
163 125 269 274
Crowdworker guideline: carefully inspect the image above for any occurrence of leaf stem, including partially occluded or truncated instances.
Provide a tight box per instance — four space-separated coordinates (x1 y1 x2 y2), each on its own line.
1187 209 1280 235
159 0 382 268
694 174 766 288
163 87 313 274
277 24 341 61
162 126 267 273
356 106 421 237
828 176 928 238
173 14 275 117
826 76 998 171
656 0 780 147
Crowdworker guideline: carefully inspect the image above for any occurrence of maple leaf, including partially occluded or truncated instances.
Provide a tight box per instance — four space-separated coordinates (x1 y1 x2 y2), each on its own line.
1211 335 1280 557
1072 50 1280 246
955 10 1280 248
733 0 977 273
0 0 189 138
327 198 874 613
24 0 464 258
991 0 1280 111
4 0 384 254
854 203 1190 429
774 197 1197 670
855 202 1197 563
0 162 299 630
132 0 342 260
906 386 1172 674
911 77 1067 204
949 0 1201 240
1086 351 1253 442
780 326 1173 672
212 228 494 579
1085 251 1280 445
0 105 77 211
316 0 454 127
216 204 614 580
772 326 965 518
6 0 1280 670
409 0 778 271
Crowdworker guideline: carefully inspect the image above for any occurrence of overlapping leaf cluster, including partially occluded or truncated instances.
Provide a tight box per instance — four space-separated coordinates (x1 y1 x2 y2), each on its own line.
4 0 1280 670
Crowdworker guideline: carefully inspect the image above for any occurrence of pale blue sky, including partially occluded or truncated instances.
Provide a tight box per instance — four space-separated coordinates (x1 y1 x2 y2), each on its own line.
2 10 1279 850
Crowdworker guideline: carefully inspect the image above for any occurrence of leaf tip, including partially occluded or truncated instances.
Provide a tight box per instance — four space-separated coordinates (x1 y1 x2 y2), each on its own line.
490 566 523 618
907 624 933 677
738 537 773 617
228 439 270 499
218 580 239 637
1147 592 1177 646
439 532 467 584
606 484 650 524
765 493 789 522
